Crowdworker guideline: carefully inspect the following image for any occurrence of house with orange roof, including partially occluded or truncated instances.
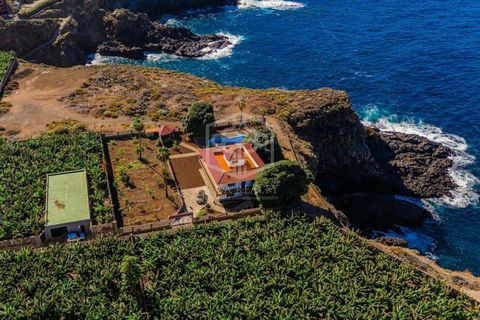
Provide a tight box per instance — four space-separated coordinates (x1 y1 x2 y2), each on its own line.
199 143 265 200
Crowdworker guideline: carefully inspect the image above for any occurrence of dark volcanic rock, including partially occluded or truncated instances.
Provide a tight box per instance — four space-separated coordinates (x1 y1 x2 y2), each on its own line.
375 236 408 247
288 95 454 199
330 193 432 231
101 9 231 59
366 128 454 198
97 41 145 60
0 0 234 66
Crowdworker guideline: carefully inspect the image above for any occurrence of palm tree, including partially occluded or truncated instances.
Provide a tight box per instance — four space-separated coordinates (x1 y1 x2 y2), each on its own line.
239 99 245 128
131 117 145 159
157 146 171 197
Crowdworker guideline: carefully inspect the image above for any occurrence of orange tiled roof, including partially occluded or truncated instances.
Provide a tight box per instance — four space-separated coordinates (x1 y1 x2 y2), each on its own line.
200 143 265 185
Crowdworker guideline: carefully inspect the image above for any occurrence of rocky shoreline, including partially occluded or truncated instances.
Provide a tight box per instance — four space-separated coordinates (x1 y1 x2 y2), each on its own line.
0 0 236 66
287 91 455 233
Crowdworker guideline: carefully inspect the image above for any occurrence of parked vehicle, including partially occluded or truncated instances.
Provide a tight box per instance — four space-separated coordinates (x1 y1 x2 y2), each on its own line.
196 190 208 205
67 232 86 243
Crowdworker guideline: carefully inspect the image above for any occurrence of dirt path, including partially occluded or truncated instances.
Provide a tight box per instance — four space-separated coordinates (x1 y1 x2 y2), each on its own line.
1 63 130 139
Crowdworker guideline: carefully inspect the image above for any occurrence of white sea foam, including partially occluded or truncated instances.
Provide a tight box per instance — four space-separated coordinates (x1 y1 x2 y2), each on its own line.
372 225 437 260
196 33 244 60
88 33 243 65
362 105 479 208
87 53 129 65
238 0 305 10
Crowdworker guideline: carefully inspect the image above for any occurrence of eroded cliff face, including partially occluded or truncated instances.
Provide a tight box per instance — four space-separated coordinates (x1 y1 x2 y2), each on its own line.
285 90 455 230
288 96 454 199
0 0 235 66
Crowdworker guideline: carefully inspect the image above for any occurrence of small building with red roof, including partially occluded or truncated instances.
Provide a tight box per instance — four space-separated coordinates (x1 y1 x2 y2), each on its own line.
199 143 265 198
145 124 178 141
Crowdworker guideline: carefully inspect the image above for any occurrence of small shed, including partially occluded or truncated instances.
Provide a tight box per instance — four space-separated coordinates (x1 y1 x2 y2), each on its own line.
45 169 91 239
145 124 178 141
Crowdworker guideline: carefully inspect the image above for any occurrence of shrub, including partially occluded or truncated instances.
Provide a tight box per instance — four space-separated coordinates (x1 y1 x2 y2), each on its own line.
0 101 13 114
182 102 214 137
253 160 313 207
46 119 87 135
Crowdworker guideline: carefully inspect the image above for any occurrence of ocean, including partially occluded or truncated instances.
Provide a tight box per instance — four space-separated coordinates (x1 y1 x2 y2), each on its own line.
91 0 480 274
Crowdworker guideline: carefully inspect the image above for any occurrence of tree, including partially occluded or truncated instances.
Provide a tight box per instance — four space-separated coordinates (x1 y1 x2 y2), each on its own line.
182 102 215 138
131 117 145 159
253 160 313 208
239 99 245 127
157 146 171 197
247 128 276 162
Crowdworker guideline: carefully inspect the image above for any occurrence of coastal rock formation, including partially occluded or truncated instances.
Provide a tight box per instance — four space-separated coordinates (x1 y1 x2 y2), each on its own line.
330 193 431 231
374 236 408 247
100 9 230 59
0 0 234 66
366 129 454 198
288 97 454 199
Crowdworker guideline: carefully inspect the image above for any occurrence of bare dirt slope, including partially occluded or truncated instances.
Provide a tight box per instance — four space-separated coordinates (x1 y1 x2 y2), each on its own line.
1 64 131 138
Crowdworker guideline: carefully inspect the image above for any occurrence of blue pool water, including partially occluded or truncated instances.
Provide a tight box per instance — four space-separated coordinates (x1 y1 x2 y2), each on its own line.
92 0 480 274
209 135 246 146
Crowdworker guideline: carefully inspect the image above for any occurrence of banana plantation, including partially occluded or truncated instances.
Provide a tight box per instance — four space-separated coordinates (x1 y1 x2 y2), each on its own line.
0 133 111 240
0 215 478 319
0 50 14 80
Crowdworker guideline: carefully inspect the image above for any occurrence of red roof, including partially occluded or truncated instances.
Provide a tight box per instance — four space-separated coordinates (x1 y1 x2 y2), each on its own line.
145 124 177 136
200 143 265 185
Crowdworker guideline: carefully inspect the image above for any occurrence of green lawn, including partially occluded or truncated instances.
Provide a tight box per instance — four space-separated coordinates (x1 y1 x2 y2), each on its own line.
0 215 478 319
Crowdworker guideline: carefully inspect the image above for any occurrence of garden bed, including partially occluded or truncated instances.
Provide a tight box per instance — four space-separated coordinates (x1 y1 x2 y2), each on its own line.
108 137 181 226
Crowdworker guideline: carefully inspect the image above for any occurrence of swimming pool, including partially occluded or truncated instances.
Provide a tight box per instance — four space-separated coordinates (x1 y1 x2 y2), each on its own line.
208 135 246 146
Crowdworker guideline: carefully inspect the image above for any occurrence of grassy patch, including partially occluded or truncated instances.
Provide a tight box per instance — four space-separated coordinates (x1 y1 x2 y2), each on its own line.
18 0 59 18
0 51 15 82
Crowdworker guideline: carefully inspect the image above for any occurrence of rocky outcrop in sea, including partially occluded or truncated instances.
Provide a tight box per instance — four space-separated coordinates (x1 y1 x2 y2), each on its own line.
0 0 235 66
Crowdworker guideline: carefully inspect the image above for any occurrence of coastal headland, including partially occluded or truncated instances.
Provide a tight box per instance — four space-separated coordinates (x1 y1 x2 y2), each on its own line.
4 62 480 301
1 0 480 303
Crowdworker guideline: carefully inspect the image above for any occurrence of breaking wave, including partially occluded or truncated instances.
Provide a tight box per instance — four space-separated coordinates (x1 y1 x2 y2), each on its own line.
361 104 479 209
196 33 244 60
88 33 243 65
372 225 438 260
238 0 305 10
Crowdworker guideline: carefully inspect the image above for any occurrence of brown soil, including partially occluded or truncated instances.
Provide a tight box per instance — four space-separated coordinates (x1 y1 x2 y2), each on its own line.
1 64 134 138
108 138 181 226
170 155 204 189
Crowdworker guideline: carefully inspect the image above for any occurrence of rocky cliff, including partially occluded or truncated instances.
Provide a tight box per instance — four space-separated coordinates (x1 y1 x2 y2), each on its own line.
0 0 235 66
285 89 455 230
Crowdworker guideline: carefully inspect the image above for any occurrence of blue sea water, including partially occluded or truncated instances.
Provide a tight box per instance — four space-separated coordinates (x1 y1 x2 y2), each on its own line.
92 0 480 274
